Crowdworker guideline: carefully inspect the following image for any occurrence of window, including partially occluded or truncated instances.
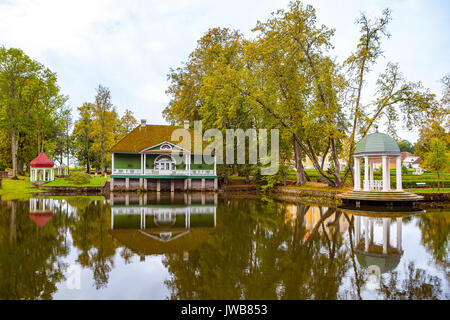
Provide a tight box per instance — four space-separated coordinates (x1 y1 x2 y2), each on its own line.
160 143 172 150
154 155 176 171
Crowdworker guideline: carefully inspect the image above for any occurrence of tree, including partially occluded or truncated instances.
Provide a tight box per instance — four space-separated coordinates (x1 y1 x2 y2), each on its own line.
415 121 450 159
398 139 415 153
342 9 439 183
93 85 116 175
423 138 449 189
116 109 137 141
73 103 95 173
0 47 66 178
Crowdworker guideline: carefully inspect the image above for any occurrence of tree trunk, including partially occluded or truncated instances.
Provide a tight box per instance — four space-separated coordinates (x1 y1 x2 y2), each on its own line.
294 138 306 186
330 138 343 187
100 135 104 175
10 127 18 179
85 132 90 174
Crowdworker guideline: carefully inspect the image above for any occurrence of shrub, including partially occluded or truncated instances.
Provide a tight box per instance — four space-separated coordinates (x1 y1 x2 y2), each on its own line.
67 172 91 185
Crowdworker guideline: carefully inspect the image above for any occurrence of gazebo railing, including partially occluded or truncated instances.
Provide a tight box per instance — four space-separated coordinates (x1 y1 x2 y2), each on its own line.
369 180 383 191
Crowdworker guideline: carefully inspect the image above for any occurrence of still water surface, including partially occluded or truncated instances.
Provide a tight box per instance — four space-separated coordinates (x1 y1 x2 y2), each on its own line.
0 193 448 299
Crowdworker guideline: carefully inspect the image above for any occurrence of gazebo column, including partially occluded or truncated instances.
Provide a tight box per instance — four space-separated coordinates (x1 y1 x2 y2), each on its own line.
353 157 361 191
363 156 369 191
370 161 374 189
382 156 388 191
387 157 391 190
396 156 402 191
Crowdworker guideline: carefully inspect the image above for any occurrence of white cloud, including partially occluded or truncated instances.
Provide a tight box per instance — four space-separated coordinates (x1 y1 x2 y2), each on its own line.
0 0 448 142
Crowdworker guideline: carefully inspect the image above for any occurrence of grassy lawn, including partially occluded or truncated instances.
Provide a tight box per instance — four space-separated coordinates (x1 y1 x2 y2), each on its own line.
407 188 450 194
44 176 108 187
281 182 351 192
0 177 44 200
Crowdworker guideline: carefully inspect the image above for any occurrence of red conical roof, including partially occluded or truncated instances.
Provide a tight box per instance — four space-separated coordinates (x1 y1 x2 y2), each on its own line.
29 212 53 228
30 153 54 168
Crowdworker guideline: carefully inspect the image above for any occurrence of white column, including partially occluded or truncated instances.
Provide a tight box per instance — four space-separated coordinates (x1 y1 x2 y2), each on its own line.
382 156 388 191
214 154 217 175
364 156 369 191
112 153 115 174
396 156 402 191
354 157 361 191
185 153 188 171
397 218 402 251
143 154 146 173
370 161 374 189
387 157 391 190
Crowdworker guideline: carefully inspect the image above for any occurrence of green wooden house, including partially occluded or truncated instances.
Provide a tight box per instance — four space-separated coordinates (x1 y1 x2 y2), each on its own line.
110 120 217 191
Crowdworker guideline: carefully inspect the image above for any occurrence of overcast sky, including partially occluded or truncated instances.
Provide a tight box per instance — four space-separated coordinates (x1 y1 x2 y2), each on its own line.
0 0 448 143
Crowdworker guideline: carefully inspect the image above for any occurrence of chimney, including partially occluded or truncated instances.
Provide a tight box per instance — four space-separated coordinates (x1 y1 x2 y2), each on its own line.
184 120 190 129
141 119 146 128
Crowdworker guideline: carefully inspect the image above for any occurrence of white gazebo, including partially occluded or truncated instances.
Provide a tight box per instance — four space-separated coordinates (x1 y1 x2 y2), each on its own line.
353 132 402 192
30 153 55 182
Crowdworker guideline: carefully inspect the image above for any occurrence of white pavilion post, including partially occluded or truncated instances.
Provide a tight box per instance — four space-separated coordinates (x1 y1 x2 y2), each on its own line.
140 154 143 174
382 156 388 191
396 156 402 191
370 161 374 190
387 157 391 190
396 218 402 251
363 156 369 191
112 153 115 175
143 153 146 173
354 157 361 191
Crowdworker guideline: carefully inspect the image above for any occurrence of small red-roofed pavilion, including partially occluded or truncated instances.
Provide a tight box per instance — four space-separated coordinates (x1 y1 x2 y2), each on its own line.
30 153 55 182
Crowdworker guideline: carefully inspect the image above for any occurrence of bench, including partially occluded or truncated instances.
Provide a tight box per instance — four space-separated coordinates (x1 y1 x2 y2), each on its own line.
416 182 427 187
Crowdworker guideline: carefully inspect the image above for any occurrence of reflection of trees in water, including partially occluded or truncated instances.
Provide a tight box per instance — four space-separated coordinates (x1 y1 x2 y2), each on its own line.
0 200 71 299
163 200 351 300
378 263 442 300
417 212 449 273
69 198 118 290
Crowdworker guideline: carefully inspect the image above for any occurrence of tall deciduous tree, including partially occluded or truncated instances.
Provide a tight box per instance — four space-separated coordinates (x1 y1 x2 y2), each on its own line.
423 138 449 189
93 85 116 175
73 103 95 173
0 47 66 178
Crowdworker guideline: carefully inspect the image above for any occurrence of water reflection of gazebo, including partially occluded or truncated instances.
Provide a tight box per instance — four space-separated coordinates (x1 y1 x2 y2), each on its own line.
341 208 422 289
29 198 54 227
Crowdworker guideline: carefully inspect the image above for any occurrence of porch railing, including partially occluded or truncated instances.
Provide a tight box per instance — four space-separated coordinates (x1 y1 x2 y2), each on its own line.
112 169 215 176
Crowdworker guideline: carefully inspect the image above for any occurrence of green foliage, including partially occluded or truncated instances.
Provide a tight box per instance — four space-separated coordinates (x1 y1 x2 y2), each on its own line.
67 172 92 185
398 140 415 153
402 165 409 176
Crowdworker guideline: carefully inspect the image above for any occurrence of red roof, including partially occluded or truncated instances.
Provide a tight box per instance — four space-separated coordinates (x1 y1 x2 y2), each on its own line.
30 153 54 168
29 212 53 228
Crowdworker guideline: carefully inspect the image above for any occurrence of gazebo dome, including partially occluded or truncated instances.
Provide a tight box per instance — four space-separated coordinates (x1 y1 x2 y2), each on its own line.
30 153 54 168
355 252 401 274
355 132 400 156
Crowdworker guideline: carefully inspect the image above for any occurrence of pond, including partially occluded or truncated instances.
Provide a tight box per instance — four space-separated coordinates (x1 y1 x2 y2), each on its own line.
0 193 448 300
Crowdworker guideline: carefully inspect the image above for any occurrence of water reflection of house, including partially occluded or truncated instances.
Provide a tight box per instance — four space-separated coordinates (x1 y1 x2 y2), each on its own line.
110 197 216 258
284 205 350 241
29 198 54 227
